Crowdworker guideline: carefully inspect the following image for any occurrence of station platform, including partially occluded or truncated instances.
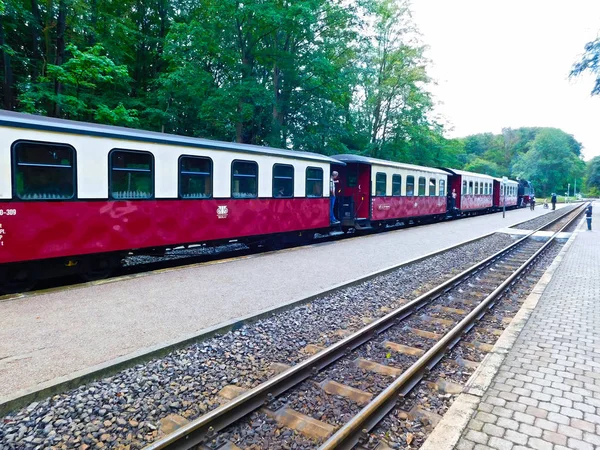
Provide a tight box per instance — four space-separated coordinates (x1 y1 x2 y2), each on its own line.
0 206 564 402
442 204 600 450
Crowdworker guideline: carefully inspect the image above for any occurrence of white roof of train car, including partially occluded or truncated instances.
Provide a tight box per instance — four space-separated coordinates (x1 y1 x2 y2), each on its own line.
331 154 448 175
0 110 340 165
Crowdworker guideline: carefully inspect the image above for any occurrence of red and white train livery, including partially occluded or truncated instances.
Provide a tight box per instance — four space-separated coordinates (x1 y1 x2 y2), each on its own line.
0 111 530 291
0 111 336 286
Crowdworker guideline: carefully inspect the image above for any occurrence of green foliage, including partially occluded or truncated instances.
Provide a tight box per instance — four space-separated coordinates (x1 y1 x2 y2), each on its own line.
19 43 136 124
571 37 600 96
463 157 503 177
512 128 585 196
586 156 600 192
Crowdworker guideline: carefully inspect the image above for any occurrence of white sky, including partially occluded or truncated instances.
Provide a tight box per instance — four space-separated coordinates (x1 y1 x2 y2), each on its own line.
410 0 600 160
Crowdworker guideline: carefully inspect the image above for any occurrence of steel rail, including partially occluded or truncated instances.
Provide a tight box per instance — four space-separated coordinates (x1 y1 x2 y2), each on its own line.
318 204 586 450
143 205 582 450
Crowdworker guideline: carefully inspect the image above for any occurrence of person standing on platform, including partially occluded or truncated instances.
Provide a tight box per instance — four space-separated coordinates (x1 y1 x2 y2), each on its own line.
551 193 557 210
530 196 536 210
330 171 340 224
586 204 593 230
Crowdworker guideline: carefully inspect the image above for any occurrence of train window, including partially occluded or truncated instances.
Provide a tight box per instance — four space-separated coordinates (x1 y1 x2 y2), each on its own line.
429 178 436 196
12 141 76 200
110 150 154 199
392 174 402 196
232 160 258 198
179 156 212 199
469 181 474 195
306 167 324 197
484 183 488 195
477 182 481 195
346 165 358 187
406 176 415 196
273 164 294 198
462 180 467 194
418 177 426 196
375 173 387 196
439 179 445 197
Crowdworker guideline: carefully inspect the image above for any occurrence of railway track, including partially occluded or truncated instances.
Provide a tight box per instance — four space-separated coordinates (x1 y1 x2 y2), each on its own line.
140 204 585 450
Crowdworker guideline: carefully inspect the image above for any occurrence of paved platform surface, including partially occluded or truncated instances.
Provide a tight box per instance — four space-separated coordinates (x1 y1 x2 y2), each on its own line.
0 206 562 400
456 205 600 450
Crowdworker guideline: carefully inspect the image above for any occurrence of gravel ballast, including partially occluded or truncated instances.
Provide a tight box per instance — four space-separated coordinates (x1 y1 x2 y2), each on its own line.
0 233 516 449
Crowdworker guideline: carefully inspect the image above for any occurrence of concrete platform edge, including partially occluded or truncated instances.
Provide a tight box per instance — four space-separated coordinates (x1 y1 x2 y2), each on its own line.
419 215 585 450
0 230 499 417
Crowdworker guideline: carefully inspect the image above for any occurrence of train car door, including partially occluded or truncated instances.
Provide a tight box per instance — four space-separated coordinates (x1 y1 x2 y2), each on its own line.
493 180 501 207
448 175 463 209
334 162 371 222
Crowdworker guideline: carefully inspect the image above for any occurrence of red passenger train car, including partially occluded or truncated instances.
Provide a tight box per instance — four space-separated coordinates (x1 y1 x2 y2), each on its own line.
442 168 495 214
331 155 449 229
493 179 519 209
0 111 338 289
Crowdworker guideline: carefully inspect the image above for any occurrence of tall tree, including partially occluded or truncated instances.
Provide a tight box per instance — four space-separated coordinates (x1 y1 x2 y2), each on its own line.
512 128 585 196
571 37 600 95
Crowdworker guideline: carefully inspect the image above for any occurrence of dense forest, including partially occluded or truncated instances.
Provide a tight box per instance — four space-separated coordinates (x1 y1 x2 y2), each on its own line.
0 0 593 196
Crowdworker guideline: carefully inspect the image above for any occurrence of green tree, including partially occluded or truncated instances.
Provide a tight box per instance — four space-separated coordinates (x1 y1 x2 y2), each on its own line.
571 37 600 95
19 43 137 125
463 157 503 177
512 128 585 196
586 156 600 193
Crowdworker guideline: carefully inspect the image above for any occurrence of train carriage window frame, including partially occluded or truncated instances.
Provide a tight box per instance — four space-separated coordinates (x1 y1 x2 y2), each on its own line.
475 181 479 195
109 149 155 200
375 172 387 196
12 140 77 201
178 155 213 199
418 176 426 196
429 178 436 197
231 160 259 199
406 175 415 196
439 179 446 197
272 163 294 198
462 180 467 195
392 174 402 196
469 181 474 195
306 167 324 198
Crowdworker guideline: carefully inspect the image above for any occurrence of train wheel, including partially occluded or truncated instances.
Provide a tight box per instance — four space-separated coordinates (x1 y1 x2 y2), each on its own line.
80 255 119 281
1 264 38 294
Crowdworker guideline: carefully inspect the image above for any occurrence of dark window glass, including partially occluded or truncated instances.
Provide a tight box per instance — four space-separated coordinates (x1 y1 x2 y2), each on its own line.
306 167 323 197
406 176 415 196
232 161 258 198
347 166 358 187
392 174 402 196
375 172 387 196
418 177 426 196
273 164 294 198
462 180 467 194
110 150 153 199
469 181 474 195
439 179 446 197
429 178 436 196
13 141 75 200
179 156 212 199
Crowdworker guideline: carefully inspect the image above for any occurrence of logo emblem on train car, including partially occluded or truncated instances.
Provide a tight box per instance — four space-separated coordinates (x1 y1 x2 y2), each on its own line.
217 206 229 219
377 204 391 211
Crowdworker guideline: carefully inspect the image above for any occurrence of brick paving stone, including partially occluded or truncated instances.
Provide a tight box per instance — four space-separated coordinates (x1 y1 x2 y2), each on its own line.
567 437 594 450
454 209 600 450
533 418 558 432
487 436 513 450
518 423 542 438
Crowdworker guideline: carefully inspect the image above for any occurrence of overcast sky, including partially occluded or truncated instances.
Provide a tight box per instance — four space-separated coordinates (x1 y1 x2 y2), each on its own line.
410 0 600 160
